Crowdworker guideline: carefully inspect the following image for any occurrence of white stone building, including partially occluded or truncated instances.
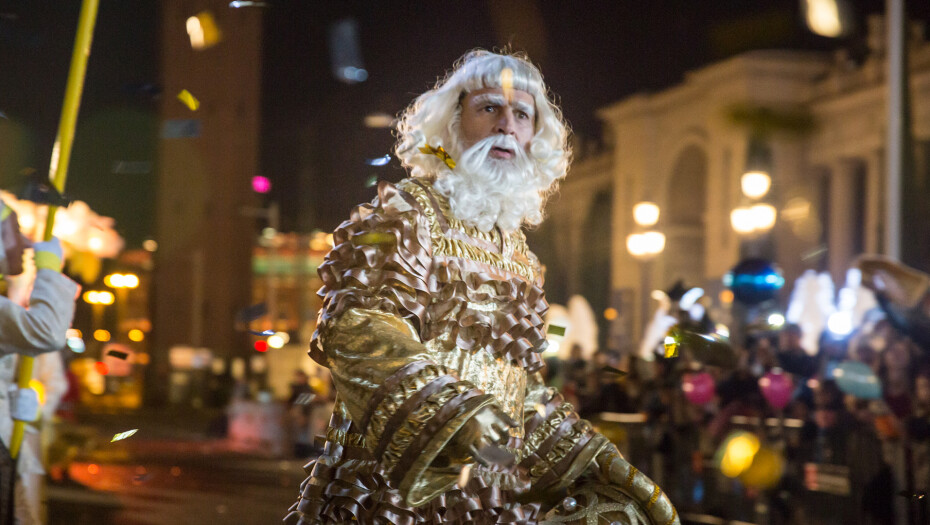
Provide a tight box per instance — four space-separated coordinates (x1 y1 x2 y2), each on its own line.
533 17 930 351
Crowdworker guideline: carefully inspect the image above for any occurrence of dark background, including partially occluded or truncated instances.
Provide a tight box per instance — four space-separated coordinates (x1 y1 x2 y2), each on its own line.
2 0 929 243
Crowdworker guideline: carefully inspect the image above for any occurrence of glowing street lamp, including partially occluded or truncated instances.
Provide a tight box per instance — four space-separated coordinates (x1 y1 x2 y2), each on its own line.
627 203 666 338
83 290 114 305
104 273 139 289
741 171 772 200
632 201 660 227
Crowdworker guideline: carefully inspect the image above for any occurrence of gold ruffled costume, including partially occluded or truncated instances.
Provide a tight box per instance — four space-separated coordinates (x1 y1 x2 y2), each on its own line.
285 179 679 525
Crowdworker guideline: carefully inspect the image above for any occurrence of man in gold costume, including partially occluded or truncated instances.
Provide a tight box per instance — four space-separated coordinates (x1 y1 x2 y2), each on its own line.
286 50 679 525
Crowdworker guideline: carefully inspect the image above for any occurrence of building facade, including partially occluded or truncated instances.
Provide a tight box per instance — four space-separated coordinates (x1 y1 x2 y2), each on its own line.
539 17 930 350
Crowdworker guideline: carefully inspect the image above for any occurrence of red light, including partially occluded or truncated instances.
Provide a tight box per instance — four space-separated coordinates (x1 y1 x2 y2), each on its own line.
252 175 271 194
95 361 109 375
87 464 100 475
253 340 268 352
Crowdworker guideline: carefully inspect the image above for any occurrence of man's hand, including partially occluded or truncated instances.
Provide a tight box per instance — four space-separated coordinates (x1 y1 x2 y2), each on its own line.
0 207 30 276
9 386 40 422
34 237 64 272
447 405 517 467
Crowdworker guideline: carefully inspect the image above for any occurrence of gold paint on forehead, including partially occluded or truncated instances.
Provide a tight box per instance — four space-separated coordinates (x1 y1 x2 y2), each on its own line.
500 67 514 104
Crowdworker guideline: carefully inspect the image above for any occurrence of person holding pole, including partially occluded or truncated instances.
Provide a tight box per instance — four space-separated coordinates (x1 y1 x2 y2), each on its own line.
0 203 78 524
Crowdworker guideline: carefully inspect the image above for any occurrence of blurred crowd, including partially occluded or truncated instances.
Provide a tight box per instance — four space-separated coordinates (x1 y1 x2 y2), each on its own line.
539 317 930 525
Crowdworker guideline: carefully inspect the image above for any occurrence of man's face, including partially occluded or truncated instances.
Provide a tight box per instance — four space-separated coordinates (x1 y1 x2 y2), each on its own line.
459 87 535 159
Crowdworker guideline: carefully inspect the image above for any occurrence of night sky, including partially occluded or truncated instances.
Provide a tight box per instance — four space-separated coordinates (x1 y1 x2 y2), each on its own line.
2 0 929 243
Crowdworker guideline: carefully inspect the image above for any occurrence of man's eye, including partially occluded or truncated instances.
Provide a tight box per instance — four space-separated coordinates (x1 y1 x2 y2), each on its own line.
483 105 497 113
516 111 530 119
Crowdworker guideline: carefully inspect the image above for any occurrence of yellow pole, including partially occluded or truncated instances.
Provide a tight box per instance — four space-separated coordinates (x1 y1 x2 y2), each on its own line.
10 0 100 460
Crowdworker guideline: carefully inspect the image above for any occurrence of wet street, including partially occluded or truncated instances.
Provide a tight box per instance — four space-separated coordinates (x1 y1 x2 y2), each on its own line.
43 408 305 525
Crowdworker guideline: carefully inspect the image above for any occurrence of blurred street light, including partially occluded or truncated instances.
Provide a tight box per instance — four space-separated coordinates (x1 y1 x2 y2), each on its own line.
104 273 139 289
627 203 666 339
740 171 772 200
632 201 660 227
626 231 666 258
83 290 114 305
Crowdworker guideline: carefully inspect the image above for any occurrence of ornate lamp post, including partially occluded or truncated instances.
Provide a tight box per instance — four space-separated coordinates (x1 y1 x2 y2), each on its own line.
626 202 666 339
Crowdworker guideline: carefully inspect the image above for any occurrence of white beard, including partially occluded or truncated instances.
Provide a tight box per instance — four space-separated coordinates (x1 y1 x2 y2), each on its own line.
434 134 543 233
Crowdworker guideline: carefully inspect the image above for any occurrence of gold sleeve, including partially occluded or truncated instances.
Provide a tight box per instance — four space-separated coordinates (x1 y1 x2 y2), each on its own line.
519 372 612 493
311 181 495 506
521 373 680 524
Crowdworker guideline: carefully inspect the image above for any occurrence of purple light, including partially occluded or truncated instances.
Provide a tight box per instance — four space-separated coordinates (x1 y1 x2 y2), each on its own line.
252 176 271 193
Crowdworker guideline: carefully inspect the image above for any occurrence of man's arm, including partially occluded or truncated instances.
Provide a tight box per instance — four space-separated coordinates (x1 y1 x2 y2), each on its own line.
521 371 680 525
0 238 78 356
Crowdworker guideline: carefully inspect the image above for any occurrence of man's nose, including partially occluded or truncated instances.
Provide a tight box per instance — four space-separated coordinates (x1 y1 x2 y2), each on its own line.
496 109 517 135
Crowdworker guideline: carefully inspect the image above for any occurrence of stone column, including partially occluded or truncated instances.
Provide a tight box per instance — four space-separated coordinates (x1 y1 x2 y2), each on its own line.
828 159 858 284
864 149 884 254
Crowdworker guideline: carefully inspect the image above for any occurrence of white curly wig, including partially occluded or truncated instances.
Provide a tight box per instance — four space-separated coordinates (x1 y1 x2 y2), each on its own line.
395 49 572 231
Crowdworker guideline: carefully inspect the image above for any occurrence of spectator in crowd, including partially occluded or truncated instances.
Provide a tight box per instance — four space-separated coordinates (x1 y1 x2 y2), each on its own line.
776 324 820 379
906 371 930 495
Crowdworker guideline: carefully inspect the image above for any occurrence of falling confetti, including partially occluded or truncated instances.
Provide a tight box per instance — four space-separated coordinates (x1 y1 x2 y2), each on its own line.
293 393 316 405
601 365 627 377
801 245 827 261
546 324 566 337
365 175 379 187
106 350 129 360
249 329 275 336
663 336 679 358
186 11 222 50
177 89 200 111
366 155 391 167
111 429 139 442
229 1 268 7
237 303 267 323
133 472 154 484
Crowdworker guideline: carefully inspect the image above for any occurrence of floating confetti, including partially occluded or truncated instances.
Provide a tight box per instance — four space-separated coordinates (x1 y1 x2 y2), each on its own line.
457 464 472 488
111 429 138 442
249 329 274 337
663 336 679 358
186 11 222 50
237 303 267 323
229 1 268 7
546 324 566 337
328 19 367 84
0 111 7 119
133 472 154 484
418 144 455 169
600 365 627 377
293 393 316 405
177 89 200 111
801 245 827 261
365 175 379 187
366 155 391 166
106 350 129 361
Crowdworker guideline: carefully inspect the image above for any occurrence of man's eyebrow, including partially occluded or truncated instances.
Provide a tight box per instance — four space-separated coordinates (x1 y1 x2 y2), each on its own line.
470 93 536 116
470 93 507 106
512 100 535 116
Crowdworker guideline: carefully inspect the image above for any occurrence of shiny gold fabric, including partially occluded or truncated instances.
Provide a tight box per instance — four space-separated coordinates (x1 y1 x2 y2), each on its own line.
286 179 679 525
